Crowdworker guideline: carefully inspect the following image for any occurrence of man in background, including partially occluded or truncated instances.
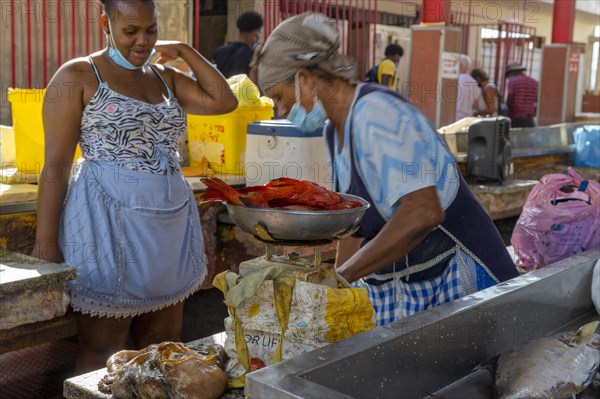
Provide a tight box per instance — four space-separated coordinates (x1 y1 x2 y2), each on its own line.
372 44 404 89
213 11 263 79
455 54 480 121
506 61 539 128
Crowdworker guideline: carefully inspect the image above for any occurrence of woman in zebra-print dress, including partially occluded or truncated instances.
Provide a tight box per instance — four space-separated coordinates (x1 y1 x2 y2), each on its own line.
32 0 237 373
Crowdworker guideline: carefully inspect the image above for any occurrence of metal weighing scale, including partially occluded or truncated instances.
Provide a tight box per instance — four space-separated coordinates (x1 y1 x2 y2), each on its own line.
225 193 370 286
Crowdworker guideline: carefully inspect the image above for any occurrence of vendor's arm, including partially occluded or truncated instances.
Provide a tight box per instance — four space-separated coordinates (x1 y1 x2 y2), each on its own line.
153 41 238 115
337 187 444 283
32 61 85 263
335 236 362 268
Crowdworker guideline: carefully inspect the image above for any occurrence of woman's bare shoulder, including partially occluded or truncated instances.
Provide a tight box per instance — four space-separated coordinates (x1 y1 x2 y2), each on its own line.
50 56 96 83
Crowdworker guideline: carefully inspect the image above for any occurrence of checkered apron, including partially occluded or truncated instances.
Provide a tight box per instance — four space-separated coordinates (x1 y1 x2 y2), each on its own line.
355 248 495 326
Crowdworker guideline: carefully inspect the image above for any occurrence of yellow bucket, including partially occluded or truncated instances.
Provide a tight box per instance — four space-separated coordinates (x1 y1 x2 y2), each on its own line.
187 103 274 174
7 88 81 172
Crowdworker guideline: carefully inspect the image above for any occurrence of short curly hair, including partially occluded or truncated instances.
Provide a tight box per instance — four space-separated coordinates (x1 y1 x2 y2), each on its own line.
236 11 263 33
384 43 404 57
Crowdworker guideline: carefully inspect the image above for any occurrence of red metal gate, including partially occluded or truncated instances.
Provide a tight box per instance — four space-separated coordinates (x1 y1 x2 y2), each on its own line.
269 1 378 77
190 1 379 79
2 0 104 89
2 1 381 125
1 0 105 125
453 12 537 97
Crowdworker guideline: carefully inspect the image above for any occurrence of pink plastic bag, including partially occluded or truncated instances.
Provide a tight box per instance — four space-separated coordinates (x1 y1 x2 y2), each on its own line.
511 167 600 270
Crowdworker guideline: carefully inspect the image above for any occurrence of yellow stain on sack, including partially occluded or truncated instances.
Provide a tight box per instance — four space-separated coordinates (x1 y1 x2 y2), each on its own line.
272 277 295 364
219 225 236 242
248 303 260 318
324 286 376 342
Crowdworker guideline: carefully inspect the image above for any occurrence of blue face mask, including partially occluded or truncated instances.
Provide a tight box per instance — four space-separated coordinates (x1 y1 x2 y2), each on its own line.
287 73 327 133
107 20 155 70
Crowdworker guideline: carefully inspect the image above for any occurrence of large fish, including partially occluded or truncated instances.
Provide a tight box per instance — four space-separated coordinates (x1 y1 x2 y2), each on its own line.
495 320 600 399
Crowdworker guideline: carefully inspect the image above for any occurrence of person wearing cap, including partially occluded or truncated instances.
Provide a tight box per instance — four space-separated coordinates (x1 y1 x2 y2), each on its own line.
253 12 518 326
505 61 539 127
213 11 263 78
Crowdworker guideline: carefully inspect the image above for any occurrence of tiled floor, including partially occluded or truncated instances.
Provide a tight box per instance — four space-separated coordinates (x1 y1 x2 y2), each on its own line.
0 288 228 399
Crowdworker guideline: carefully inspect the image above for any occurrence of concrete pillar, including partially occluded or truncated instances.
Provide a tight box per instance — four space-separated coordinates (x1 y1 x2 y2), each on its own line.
538 44 580 125
551 0 575 44
407 26 461 128
538 0 578 125
157 1 189 44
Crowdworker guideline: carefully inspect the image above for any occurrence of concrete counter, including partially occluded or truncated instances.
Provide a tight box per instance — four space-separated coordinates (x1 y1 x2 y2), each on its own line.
63 332 245 399
0 251 76 353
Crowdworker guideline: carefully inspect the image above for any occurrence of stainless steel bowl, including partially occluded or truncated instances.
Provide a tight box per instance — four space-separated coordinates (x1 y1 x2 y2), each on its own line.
225 193 370 241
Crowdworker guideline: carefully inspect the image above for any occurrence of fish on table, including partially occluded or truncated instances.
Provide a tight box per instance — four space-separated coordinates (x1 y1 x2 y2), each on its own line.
494 320 600 399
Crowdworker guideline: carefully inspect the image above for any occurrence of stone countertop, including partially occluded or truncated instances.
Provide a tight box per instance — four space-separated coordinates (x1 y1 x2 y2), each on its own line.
0 251 76 295
63 332 245 399
0 183 38 203
469 179 538 195
470 179 537 221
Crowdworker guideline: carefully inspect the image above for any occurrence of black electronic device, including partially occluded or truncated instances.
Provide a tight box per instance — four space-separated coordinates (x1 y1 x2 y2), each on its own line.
466 117 512 183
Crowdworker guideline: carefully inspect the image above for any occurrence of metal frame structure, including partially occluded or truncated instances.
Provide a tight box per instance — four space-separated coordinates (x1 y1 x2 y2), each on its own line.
452 11 537 97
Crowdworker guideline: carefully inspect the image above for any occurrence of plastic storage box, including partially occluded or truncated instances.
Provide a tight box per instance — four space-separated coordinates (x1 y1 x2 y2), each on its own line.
187 103 274 175
245 119 332 187
1 125 16 164
7 89 45 172
7 88 81 172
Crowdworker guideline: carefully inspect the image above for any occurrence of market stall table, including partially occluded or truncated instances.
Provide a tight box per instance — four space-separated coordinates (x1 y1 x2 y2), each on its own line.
63 332 245 399
0 251 76 353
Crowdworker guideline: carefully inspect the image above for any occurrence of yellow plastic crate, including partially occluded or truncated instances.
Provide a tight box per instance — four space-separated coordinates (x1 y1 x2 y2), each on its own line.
7 88 81 172
187 104 274 174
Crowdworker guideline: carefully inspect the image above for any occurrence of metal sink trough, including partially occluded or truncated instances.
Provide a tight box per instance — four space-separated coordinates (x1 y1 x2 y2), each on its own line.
244 248 600 399
440 120 589 161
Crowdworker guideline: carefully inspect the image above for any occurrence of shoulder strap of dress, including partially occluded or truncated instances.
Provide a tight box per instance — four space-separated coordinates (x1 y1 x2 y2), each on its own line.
149 65 173 98
88 57 103 83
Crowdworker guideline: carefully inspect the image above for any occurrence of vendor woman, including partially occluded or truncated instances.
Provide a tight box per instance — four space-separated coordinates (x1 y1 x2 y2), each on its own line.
253 12 519 326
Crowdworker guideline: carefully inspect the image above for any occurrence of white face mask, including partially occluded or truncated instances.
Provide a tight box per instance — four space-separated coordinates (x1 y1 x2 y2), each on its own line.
107 19 155 70
286 72 327 133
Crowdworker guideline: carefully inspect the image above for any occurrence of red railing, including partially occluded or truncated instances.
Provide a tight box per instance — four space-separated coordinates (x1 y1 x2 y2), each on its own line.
2 1 381 125
452 12 537 97
3 0 104 90
1 0 105 124
264 0 378 78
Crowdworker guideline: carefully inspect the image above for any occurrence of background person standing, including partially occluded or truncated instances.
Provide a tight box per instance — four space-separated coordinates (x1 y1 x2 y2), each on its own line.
366 43 403 89
455 54 480 121
506 61 539 127
213 11 263 79
471 68 499 117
